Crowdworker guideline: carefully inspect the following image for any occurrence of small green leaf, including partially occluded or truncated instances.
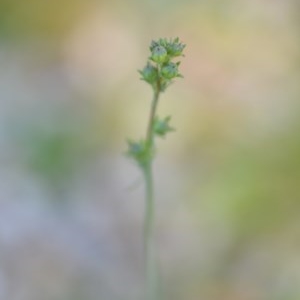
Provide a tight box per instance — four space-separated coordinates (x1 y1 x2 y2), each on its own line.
126 139 153 166
153 116 175 138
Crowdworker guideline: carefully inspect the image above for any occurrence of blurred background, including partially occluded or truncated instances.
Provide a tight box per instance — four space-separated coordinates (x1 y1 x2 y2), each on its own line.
0 0 300 299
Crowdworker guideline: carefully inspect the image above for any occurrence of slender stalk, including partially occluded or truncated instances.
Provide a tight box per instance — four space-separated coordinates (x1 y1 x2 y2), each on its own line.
127 37 185 300
143 86 161 300
143 162 157 300
146 86 160 145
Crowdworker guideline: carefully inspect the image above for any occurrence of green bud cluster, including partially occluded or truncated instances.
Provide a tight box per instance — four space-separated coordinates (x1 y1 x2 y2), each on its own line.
126 38 186 300
128 38 185 167
139 37 185 92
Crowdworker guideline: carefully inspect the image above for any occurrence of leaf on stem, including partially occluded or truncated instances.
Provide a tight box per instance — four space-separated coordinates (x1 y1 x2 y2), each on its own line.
153 116 175 138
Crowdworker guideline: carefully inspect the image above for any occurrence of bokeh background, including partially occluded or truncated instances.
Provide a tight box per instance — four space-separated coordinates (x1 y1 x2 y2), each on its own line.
1 0 300 299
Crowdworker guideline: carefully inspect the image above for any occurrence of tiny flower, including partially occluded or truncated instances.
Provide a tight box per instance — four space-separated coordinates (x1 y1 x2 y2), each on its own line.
161 62 179 79
150 45 168 63
139 63 158 83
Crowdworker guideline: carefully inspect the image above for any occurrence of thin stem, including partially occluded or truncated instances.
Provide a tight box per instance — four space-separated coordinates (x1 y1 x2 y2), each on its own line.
143 162 158 300
143 81 161 300
146 85 160 146
129 37 184 300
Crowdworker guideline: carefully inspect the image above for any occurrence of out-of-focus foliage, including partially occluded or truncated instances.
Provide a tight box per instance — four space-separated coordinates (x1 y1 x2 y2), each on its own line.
0 0 91 39
0 0 300 299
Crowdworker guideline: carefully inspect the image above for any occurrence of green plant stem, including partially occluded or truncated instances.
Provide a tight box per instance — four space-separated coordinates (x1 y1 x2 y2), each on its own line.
143 162 157 300
128 37 184 300
146 87 160 145
143 85 161 300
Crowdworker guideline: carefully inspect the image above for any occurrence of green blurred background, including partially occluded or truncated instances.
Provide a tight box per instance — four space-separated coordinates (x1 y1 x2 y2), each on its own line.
0 0 300 299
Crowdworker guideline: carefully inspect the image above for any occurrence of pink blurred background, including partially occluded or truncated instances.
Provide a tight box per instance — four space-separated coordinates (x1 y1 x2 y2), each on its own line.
0 0 300 299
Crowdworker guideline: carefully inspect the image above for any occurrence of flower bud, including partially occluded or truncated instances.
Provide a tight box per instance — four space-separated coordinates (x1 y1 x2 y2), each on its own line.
161 62 179 79
150 45 168 63
139 63 158 83
167 42 185 57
